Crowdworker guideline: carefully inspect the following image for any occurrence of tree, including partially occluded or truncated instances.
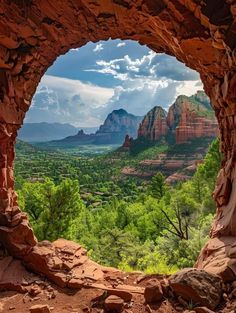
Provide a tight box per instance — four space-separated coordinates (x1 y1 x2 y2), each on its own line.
150 172 166 199
159 190 197 240
20 178 84 241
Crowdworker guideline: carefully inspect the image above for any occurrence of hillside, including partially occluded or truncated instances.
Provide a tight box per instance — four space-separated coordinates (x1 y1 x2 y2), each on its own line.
18 122 79 142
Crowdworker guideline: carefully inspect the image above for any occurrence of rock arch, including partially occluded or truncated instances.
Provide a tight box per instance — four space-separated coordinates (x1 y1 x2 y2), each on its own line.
0 0 236 281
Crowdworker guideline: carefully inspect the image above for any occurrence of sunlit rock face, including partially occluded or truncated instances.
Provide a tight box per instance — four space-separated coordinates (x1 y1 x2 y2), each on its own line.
138 106 168 140
0 0 235 283
137 92 219 144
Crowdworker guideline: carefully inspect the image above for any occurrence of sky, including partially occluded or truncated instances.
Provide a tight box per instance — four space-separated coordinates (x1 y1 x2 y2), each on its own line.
26 39 203 127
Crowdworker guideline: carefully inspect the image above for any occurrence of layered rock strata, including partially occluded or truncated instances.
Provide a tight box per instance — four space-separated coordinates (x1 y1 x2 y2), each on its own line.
138 106 168 141
137 93 219 144
0 0 235 285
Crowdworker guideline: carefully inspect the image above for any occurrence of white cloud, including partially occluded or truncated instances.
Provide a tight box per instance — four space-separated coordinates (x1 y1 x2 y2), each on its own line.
93 43 104 53
28 40 204 128
117 42 126 48
86 51 199 83
102 78 201 117
28 75 114 127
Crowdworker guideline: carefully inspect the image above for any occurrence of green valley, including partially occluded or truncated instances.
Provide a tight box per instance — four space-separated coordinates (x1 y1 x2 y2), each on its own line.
15 137 221 274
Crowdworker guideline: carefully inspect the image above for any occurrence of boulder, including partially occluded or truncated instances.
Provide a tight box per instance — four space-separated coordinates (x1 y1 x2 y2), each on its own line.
104 295 124 312
169 268 222 310
144 279 163 303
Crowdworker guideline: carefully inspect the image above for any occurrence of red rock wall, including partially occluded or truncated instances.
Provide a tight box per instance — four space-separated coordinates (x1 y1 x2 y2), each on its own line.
175 110 219 144
138 99 219 144
138 106 168 140
0 0 235 281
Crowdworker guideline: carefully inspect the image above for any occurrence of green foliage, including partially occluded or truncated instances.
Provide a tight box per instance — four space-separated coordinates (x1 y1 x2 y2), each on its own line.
15 137 221 274
150 172 166 199
19 178 84 241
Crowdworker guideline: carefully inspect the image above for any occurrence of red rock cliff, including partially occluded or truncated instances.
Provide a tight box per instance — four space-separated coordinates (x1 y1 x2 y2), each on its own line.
138 106 168 140
138 91 219 144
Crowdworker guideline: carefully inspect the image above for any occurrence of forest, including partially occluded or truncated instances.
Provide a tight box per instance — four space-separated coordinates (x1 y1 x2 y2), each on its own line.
15 138 221 274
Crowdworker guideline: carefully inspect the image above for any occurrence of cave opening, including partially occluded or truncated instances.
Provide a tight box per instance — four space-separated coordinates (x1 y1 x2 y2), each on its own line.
0 1 235 291
14 39 220 275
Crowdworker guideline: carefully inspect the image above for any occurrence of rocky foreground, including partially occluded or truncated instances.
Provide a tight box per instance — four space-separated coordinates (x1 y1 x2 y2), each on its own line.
0 239 236 313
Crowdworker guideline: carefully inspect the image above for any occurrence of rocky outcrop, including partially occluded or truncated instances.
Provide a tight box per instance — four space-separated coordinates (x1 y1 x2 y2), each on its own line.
138 106 168 140
0 241 231 312
167 93 219 144
0 0 235 291
121 134 133 151
51 129 96 145
95 109 142 144
137 92 219 144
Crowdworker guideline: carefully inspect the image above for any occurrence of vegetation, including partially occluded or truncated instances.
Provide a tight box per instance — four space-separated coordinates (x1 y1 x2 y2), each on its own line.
15 138 222 274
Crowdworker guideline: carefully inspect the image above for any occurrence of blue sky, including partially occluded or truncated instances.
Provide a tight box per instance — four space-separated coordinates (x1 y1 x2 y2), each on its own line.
26 39 203 127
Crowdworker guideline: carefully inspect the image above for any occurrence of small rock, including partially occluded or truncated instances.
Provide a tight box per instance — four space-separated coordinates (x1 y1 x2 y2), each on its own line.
144 279 163 304
108 290 132 302
104 295 124 312
29 304 51 313
9 307 15 311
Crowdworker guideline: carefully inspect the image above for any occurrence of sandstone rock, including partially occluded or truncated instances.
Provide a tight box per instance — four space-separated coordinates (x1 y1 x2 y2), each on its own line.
29 304 51 313
169 268 222 310
104 295 124 312
144 279 163 304
121 134 133 150
0 257 36 292
138 92 218 145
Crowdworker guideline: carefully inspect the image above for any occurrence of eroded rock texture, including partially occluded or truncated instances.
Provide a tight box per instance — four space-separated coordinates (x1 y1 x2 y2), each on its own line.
137 91 219 144
0 0 235 283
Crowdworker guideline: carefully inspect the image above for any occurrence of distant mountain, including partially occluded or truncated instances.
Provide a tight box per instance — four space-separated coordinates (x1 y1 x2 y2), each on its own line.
136 90 219 145
18 123 99 142
40 109 142 147
94 109 142 144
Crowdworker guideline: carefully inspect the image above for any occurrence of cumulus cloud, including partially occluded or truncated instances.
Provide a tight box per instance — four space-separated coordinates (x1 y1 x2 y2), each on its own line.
93 43 104 53
85 50 200 87
28 40 203 127
102 78 201 117
27 75 114 127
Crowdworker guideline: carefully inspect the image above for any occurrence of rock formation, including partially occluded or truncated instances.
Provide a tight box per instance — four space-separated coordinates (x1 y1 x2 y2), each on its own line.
0 0 235 291
2 240 235 312
121 134 133 150
51 129 96 146
137 92 219 144
138 106 168 140
45 109 142 146
95 109 142 144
